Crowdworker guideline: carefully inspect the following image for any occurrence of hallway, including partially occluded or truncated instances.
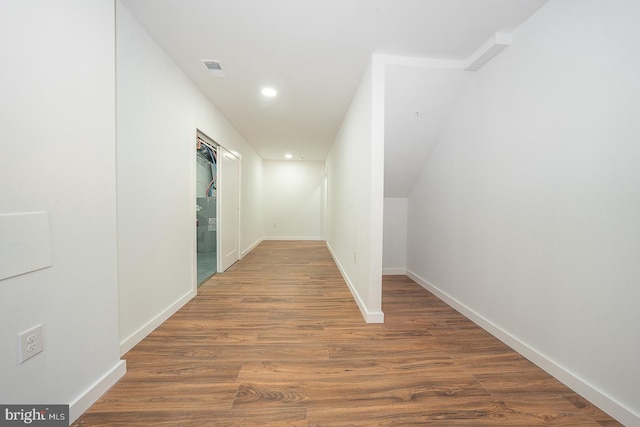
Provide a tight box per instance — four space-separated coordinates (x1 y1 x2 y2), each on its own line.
73 241 618 426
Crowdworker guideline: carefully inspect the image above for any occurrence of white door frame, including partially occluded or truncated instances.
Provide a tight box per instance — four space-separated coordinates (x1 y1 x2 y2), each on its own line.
217 146 241 272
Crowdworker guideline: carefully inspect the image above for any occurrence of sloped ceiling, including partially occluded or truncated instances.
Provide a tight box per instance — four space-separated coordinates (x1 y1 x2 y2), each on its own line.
384 65 471 197
119 0 547 193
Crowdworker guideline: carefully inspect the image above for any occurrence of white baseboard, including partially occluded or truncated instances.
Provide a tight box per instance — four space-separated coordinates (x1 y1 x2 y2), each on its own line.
69 359 126 423
383 267 406 275
405 268 639 427
262 236 324 241
326 242 384 323
241 237 263 258
119 288 196 356
363 309 385 323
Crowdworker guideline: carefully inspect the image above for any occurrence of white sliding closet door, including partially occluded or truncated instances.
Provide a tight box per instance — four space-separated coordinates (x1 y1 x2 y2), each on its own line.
218 146 240 272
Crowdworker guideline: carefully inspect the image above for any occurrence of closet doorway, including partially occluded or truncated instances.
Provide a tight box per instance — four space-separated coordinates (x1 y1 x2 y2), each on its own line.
196 133 218 285
195 131 241 286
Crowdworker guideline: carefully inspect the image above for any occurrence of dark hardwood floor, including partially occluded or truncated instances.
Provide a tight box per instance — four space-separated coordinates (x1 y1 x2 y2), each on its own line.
73 240 620 426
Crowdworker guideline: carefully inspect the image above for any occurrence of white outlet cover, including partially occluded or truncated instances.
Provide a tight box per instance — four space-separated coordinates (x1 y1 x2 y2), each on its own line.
18 324 44 363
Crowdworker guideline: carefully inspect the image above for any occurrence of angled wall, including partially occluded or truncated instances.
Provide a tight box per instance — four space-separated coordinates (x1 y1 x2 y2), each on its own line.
406 0 640 424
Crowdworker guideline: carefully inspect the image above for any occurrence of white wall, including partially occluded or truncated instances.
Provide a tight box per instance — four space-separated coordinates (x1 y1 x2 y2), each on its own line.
116 2 263 353
406 0 640 424
239 149 264 256
326 60 385 323
383 198 408 274
0 0 124 422
263 160 324 240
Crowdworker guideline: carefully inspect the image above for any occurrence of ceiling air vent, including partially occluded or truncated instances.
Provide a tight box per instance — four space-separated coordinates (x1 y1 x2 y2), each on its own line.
201 59 227 78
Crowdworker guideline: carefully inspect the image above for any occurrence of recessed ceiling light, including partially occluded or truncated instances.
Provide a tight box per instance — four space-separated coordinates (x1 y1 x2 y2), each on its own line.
284 153 293 159
261 87 277 97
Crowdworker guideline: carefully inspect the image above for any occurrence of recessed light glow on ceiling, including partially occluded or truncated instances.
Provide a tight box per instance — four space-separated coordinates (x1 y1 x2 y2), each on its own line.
261 87 277 97
284 153 293 159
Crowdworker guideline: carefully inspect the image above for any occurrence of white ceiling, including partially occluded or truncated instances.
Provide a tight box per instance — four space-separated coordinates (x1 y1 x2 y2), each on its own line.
120 0 547 192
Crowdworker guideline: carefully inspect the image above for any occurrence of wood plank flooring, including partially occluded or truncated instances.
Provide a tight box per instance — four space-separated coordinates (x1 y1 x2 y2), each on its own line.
73 241 620 426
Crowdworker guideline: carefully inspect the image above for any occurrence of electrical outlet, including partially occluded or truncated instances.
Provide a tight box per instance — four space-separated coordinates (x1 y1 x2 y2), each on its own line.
18 324 43 363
